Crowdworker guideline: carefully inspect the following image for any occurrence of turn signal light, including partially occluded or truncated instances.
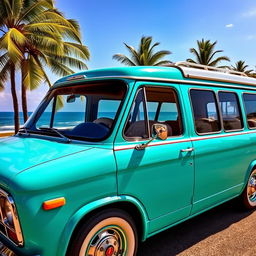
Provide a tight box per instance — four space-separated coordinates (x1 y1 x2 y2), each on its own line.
43 197 66 211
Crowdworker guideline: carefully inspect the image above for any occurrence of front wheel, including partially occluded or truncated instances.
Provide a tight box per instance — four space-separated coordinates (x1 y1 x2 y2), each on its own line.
67 209 138 256
241 169 256 209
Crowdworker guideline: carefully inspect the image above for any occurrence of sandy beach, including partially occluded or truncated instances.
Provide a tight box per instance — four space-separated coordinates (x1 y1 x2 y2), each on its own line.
0 131 14 137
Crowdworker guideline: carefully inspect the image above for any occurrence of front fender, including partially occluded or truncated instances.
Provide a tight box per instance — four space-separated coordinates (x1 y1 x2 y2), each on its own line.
57 195 149 256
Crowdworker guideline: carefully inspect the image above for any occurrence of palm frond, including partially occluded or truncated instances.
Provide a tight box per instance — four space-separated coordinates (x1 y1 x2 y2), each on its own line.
18 0 54 23
188 39 230 67
22 55 45 90
0 59 11 91
63 42 90 60
148 50 171 65
47 56 74 76
209 56 230 66
112 54 137 66
0 28 25 62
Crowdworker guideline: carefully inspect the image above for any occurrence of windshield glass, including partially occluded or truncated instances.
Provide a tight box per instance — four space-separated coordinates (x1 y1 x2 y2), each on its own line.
26 81 127 141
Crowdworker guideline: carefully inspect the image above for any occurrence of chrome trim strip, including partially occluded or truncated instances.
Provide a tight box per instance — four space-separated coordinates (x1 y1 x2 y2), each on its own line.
114 130 256 151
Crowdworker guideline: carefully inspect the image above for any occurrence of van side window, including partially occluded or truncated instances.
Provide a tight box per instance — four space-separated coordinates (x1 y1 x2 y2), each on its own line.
124 89 149 139
243 93 256 128
218 92 243 131
190 89 221 134
146 87 183 136
124 86 183 139
147 102 159 120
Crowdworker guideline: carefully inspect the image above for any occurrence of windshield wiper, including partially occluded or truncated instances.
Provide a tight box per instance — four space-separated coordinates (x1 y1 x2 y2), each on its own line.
18 127 32 136
39 127 71 143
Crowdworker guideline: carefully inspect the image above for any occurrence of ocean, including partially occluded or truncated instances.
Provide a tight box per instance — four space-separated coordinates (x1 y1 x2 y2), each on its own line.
0 112 178 131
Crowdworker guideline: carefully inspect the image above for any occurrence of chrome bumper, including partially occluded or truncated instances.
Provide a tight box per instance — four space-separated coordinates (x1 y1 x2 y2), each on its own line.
0 241 16 256
0 242 40 256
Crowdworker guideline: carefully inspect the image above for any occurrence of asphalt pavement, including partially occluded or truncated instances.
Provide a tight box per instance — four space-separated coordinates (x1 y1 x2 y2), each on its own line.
138 199 255 256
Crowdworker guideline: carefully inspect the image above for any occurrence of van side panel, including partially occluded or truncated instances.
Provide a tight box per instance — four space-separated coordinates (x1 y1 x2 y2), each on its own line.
180 84 254 214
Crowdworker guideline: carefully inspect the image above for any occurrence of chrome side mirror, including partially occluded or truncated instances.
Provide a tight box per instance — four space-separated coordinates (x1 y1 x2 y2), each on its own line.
136 123 168 150
152 124 168 140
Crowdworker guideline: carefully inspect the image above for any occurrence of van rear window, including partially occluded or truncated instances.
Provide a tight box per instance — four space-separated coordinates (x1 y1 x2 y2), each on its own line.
243 93 256 129
218 92 243 131
190 89 221 134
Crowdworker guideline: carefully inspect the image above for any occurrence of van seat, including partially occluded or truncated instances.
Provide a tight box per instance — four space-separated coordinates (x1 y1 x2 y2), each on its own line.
248 119 256 128
195 118 219 133
165 120 182 136
223 118 242 130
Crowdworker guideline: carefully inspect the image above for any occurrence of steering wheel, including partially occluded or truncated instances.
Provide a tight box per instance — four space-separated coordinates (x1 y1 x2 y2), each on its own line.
93 117 114 129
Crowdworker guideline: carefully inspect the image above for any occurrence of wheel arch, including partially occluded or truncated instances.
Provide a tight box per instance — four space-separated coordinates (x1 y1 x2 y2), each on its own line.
243 160 256 192
57 195 149 256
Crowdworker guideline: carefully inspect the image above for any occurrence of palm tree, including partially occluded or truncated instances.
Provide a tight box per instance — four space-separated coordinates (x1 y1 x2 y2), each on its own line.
231 60 253 74
0 0 89 132
113 36 171 66
187 39 230 67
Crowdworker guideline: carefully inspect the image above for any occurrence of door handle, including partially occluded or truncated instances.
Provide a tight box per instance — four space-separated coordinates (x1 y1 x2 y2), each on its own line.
180 147 194 152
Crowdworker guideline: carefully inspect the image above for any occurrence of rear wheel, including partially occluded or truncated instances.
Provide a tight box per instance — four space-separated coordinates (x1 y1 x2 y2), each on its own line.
241 169 256 209
67 209 138 256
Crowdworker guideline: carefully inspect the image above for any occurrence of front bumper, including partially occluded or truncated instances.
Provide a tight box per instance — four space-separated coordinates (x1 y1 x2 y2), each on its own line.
0 242 40 256
0 241 17 256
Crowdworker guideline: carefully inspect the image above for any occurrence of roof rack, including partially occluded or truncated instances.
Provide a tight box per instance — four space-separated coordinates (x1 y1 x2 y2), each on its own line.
175 61 248 77
162 61 256 86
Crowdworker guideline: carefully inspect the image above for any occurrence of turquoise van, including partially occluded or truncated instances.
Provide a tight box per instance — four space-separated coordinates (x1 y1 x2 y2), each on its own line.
0 62 256 256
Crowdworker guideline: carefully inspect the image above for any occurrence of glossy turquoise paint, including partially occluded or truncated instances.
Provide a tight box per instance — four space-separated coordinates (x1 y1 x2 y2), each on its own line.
0 66 255 255
180 84 253 214
58 195 149 256
53 67 185 88
114 81 194 233
5 142 118 255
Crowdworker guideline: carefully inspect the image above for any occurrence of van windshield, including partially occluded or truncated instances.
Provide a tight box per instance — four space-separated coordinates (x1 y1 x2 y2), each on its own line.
23 81 127 141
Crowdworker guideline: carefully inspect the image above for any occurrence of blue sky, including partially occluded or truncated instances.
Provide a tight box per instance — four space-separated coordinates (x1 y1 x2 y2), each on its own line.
1 0 256 111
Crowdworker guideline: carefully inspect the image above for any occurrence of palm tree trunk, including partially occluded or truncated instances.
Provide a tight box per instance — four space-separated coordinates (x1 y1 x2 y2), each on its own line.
21 81 28 123
10 64 20 134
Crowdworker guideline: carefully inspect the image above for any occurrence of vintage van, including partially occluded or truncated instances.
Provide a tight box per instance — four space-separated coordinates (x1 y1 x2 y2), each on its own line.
0 62 256 256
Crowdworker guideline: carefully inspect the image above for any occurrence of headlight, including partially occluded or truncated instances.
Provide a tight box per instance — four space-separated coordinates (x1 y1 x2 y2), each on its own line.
0 190 23 246
2 198 14 227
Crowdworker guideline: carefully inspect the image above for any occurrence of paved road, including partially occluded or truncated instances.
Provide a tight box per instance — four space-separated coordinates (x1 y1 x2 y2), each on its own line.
138 200 255 256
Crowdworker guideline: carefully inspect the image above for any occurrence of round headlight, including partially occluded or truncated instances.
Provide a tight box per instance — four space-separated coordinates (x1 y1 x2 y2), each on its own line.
2 199 14 228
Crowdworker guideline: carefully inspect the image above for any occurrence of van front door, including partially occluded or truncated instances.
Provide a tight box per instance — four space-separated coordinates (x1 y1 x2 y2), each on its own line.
114 83 194 234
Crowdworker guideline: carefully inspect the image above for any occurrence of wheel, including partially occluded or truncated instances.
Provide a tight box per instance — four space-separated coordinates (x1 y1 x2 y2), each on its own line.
67 209 138 256
241 169 256 209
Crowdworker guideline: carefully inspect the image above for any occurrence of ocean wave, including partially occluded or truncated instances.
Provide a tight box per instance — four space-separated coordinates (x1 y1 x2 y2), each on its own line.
0 125 14 131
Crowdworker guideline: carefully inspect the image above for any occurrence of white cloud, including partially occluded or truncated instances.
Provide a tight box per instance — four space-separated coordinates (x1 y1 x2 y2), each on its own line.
225 24 234 28
243 8 256 17
247 35 256 40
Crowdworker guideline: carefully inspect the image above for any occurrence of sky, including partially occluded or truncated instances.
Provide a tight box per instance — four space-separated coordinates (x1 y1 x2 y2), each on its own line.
1 0 256 112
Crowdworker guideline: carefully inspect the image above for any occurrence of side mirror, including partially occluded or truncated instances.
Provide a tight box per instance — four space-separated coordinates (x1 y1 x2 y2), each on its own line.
152 124 168 140
136 123 168 150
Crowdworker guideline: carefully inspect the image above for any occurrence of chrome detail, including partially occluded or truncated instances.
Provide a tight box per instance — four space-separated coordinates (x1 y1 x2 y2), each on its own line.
248 173 256 203
86 226 126 256
135 124 168 150
175 61 248 76
175 61 256 86
0 241 16 256
0 189 23 246
180 147 194 152
66 74 86 81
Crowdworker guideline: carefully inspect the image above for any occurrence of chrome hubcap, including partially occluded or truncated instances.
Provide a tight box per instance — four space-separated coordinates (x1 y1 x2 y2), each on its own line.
86 226 126 256
248 174 256 203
